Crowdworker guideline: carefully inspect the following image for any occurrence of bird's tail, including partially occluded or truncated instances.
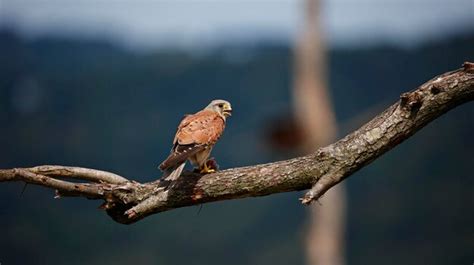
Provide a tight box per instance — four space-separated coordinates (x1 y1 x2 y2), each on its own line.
161 162 186 182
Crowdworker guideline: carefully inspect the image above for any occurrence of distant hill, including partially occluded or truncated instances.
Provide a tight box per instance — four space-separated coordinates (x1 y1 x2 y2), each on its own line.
0 30 473 265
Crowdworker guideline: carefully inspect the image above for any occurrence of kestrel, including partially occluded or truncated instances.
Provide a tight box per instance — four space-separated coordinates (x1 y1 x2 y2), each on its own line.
159 99 232 181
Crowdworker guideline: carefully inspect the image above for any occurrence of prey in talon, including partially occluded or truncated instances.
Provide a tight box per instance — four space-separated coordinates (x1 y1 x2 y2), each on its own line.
159 99 232 181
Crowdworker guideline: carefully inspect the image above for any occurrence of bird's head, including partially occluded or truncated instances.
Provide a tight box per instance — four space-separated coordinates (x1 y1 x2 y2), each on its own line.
206 99 232 118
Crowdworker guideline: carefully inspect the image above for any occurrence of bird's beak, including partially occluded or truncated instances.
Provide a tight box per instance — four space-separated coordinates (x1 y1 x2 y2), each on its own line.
223 105 232 117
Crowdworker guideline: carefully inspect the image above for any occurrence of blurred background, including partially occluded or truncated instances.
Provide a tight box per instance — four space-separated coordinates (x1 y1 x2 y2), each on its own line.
0 0 473 264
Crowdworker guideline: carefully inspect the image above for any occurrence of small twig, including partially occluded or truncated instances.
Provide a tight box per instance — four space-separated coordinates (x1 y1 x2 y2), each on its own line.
20 183 28 197
197 204 204 215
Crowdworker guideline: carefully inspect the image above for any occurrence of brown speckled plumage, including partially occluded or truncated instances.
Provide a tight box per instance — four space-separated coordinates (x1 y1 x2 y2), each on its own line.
159 99 231 180
160 109 225 170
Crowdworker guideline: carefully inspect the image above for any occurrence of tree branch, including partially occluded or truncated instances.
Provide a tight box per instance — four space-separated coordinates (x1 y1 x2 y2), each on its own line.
29 165 128 184
1 63 473 224
0 168 107 199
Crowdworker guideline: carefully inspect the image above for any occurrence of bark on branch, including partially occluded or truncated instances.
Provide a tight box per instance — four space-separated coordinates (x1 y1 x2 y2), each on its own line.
1 63 473 224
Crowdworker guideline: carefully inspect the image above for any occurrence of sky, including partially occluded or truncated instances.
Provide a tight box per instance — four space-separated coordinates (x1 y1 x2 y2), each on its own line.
1 0 473 50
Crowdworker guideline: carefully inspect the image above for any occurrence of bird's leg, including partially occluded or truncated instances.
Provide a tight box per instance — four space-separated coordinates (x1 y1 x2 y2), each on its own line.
206 158 219 171
199 162 215 174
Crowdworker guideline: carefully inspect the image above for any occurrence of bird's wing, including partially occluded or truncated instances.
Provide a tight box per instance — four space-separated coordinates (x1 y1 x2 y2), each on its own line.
159 109 225 170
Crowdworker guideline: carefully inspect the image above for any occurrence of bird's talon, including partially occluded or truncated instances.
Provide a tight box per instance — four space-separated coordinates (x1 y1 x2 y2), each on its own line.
199 163 216 174
199 167 215 174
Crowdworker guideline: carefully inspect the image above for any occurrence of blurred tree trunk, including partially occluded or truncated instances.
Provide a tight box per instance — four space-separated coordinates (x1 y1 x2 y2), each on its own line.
292 1 346 265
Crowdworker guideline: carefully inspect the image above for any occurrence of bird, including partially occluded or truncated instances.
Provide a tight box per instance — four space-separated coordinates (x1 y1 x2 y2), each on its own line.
159 99 232 181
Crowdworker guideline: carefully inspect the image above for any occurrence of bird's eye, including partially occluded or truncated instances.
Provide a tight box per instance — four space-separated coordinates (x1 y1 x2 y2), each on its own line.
218 104 224 108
